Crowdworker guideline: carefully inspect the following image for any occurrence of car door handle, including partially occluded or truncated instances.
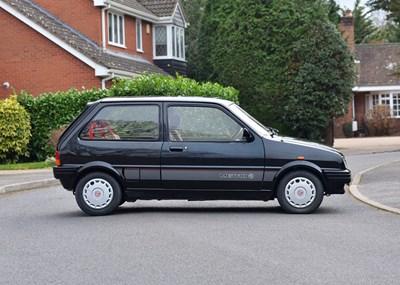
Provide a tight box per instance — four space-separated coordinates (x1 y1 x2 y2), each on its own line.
169 146 187 152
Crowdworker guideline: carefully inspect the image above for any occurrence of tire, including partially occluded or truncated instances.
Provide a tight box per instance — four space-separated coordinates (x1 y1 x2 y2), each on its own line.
75 172 122 216
276 170 324 214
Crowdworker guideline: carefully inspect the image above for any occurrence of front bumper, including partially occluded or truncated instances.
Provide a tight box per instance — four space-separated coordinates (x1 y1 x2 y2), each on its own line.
323 169 351 194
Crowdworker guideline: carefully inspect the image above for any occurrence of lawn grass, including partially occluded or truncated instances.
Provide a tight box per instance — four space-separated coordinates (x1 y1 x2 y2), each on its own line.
0 161 55 170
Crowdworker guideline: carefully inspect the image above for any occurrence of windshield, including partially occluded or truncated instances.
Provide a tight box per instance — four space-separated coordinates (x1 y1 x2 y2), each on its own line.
229 104 274 137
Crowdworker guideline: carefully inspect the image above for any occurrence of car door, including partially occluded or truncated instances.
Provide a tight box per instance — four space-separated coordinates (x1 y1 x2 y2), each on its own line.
161 103 265 190
78 103 163 189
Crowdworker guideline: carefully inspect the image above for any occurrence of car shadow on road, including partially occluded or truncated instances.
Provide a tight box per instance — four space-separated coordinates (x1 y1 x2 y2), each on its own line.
57 203 340 217
114 205 284 215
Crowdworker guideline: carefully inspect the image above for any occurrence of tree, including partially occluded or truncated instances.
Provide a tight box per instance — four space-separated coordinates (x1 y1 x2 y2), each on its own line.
181 0 207 79
324 0 342 25
367 0 400 23
367 0 400 42
284 19 355 140
194 0 355 142
353 0 378 43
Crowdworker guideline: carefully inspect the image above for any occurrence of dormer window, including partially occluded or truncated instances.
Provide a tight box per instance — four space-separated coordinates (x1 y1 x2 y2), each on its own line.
108 12 125 47
154 25 185 61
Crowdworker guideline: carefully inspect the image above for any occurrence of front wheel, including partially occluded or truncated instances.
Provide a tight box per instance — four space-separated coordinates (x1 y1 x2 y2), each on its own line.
276 170 324 214
75 172 122 216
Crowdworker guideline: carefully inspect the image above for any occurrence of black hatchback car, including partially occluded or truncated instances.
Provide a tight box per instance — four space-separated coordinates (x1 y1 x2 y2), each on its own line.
53 97 351 215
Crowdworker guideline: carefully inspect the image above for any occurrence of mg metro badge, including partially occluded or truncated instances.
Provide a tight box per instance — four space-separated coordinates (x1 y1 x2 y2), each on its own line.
220 173 254 179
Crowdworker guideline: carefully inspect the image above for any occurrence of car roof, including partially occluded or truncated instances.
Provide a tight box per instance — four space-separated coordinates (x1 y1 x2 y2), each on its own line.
97 96 235 107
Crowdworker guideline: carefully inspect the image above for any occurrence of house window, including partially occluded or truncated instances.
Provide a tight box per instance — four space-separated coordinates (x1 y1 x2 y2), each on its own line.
108 12 124 46
367 93 400 118
155 26 167 56
136 19 142 52
154 25 185 60
393 93 400 117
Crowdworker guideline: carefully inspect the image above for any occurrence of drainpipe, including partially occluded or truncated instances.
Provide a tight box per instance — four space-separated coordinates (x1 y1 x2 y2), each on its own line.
101 73 114 90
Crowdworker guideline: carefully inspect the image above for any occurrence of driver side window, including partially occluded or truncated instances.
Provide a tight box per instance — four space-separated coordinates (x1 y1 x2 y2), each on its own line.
168 106 244 141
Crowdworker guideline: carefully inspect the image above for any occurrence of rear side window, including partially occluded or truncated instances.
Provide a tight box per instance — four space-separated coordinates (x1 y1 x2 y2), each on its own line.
80 105 160 141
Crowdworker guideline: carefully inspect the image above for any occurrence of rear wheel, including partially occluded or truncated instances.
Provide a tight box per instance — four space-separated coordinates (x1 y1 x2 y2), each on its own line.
75 172 122 216
276 170 324 214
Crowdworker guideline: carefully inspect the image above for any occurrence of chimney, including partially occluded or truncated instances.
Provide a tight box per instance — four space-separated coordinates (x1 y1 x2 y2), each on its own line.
339 10 355 53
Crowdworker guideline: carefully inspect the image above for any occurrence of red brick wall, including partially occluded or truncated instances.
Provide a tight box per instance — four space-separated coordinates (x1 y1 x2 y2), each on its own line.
106 15 154 62
334 12 355 138
354 92 367 131
33 0 102 45
339 12 355 53
334 101 353 138
0 8 100 98
142 20 154 62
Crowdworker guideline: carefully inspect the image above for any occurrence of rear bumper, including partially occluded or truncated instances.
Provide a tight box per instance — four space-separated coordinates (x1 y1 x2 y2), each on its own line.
53 166 79 190
323 169 351 194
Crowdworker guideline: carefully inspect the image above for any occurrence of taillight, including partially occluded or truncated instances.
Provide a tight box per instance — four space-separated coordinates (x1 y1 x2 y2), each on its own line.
55 151 61 166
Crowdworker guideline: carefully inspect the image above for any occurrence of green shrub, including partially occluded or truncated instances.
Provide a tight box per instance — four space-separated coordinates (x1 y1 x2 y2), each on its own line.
109 74 239 103
17 74 239 161
0 96 31 163
343 122 354 138
17 88 109 161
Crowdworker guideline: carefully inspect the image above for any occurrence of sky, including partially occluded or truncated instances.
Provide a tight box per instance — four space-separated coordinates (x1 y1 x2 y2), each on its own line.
335 0 386 25
335 0 368 10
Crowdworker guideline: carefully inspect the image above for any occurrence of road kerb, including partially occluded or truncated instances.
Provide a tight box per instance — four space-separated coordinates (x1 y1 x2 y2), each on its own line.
348 162 400 215
0 179 60 195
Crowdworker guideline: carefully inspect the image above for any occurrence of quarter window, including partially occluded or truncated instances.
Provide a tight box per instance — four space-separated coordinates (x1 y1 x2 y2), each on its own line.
168 106 244 142
108 12 124 46
80 105 159 141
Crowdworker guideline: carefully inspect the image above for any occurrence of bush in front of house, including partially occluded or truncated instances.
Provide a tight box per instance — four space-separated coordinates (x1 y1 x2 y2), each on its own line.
0 96 31 163
364 105 396 136
17 74 239 161
343 122 354 138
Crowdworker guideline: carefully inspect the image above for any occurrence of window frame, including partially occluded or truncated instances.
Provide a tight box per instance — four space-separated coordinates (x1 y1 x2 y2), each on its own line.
166 104 246 143
136 18 143 52
154 25 168 57
108 11 125 47
366 92 400 118
153 25 185 61
79 104 161 142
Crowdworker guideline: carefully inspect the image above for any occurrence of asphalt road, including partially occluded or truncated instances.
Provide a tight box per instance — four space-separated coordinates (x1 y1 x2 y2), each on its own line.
0 152 399 285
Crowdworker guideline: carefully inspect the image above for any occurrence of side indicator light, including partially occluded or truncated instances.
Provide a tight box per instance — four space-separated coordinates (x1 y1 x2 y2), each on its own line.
297 156 305 160
55 151 61 166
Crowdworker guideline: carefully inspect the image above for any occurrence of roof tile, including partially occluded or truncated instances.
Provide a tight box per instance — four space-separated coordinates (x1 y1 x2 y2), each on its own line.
138 0 178 17
356 43 400 87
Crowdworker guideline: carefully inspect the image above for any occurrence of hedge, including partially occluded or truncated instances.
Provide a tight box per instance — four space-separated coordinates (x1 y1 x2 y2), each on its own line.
16 74 239 161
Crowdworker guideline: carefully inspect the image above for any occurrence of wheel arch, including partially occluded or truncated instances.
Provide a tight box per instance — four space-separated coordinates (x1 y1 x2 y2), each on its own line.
73 161 124 192
272 161 325 196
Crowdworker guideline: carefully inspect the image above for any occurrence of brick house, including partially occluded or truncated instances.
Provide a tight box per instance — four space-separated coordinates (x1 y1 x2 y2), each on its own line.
335 11 400 137
0 0 188 99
